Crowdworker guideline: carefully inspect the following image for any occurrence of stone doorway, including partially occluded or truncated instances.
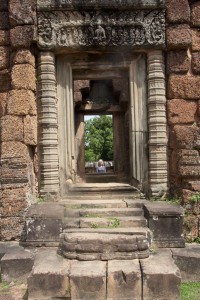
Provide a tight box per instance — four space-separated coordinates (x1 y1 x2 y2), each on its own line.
38 50 167 197
74 76 130 184
55 52 150 195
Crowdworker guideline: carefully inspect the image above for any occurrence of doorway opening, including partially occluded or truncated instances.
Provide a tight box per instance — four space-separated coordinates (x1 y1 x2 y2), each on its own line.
74 76 130 184
84 114 114 176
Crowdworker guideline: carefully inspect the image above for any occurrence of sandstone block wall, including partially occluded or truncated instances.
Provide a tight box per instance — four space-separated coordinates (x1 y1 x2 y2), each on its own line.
167 0 200 241
0 0 37 241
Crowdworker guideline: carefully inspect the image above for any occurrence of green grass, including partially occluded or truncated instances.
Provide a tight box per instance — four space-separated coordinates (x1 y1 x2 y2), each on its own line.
181 282 200 300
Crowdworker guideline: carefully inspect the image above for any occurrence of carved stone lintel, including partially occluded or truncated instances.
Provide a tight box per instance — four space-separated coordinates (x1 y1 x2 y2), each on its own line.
37 0 165 11
37 9 165 49
38 52 59 196
147 50 168 196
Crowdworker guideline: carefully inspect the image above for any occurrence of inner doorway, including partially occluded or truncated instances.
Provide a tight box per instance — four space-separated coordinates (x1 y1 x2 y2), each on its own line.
74 77 130 184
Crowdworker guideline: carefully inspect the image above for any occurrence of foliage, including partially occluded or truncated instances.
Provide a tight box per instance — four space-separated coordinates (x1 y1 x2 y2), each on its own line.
190 193 200 203
181 282 200 300
90 217 121 229
84 115 113 162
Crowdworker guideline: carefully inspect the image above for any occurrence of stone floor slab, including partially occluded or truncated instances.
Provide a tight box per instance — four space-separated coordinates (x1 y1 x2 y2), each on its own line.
70 260 106 300
107 259 142 300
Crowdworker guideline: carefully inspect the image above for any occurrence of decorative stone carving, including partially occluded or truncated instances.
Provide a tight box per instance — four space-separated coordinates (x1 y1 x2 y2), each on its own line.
37 52 59 196
37 9 165 49
147 50 168 196
37 0 165 10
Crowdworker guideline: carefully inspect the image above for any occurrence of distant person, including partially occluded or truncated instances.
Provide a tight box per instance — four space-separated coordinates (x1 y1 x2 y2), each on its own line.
96 159 106 173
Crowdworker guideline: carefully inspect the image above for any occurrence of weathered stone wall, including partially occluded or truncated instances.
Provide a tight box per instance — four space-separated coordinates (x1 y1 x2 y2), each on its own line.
0 0 37 240
166 0 200 241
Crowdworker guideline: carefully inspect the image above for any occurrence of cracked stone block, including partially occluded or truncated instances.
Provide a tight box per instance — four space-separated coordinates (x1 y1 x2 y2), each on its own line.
107 259 142 300
70 260 106 300
27 248 70 299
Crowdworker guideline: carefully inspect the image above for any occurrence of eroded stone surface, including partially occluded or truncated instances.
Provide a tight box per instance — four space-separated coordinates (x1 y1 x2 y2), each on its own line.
11 64 36 90
9 0 36 27
0 115 23 141
10 25 35 48
7 90 36 115
11 49 35 66
27 248 70 299
166 25 191 50
191 2 200 27
0 46 9 70
167 99 197 124
166 0 190 24
107 260 142 300
70 260 106 300
192 52 200 74
1 248 34 282
168 75 200 99
141 249 181 300
167 50 190 74
172 244 200 282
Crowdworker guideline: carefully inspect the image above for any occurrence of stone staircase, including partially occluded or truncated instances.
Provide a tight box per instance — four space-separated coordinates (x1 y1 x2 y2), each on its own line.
0 183 184 299
59 183 150 260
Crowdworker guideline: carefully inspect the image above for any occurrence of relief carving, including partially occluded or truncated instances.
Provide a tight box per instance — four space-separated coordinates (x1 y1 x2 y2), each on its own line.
38 10 165 49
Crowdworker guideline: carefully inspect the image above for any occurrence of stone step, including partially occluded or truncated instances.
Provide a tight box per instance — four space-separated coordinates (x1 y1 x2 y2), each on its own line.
63 227 151 236
65 207 143 218
63 192 141 200
79 216 147 228
85 174 118 183
60 231 150 260
60 198 146 208
27 248 70 300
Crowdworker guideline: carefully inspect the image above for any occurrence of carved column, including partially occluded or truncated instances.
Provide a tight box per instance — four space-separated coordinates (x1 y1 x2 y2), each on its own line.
38 52 59 196
147 50 168 196
129 55 148 190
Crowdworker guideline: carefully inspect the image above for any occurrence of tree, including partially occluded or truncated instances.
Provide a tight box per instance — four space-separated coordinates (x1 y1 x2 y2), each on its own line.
84 115 113 162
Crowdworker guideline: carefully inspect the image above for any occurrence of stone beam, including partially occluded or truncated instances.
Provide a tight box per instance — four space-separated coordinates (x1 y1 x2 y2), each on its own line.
37 0 165 11
37 9 165 50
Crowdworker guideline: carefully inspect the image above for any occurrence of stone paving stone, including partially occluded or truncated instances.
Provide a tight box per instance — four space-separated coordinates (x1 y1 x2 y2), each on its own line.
27 248 70 299
140 249 181 300
107 259 142 300
70 260 106 300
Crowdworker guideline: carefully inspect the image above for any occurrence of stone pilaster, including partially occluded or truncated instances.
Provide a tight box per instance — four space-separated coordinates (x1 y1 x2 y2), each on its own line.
37 52 59 196
147 50 168 196
129 55 148 190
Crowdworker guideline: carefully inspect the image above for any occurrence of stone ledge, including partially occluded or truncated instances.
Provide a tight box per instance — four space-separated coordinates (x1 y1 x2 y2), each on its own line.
37 0 165 11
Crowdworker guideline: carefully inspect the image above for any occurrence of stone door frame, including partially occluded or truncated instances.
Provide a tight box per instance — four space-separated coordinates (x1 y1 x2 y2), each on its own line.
38 50 167 198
